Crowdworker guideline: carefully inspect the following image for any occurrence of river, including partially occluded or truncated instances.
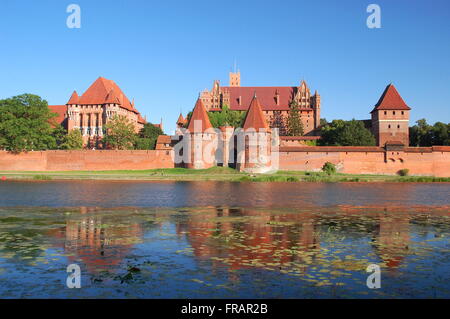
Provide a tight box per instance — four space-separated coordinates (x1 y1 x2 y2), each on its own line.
0 181 449 298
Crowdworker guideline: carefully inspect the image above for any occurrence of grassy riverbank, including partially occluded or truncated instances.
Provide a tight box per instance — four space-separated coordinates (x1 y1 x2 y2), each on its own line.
1 167 449 182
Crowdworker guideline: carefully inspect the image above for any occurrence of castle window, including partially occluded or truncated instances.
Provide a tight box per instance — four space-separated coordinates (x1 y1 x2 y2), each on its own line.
401 111 404 115
393 111 396 115
397 125 400 129
388 125 391 129
384 111 387 115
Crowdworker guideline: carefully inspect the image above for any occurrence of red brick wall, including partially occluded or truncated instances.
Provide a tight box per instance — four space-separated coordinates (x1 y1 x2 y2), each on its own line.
278 146 450 177
0 150 174 171
0 148 448 177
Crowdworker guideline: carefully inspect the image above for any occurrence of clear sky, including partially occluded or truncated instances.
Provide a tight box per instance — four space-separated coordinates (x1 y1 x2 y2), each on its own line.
0 0 449 134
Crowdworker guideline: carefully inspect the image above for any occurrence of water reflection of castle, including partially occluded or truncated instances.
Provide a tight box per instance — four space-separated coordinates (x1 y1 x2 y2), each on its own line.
176 208 412 272
48 207 145 274
48 207 412 275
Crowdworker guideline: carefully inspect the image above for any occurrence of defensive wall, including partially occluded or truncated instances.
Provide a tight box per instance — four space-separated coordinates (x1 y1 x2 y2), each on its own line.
0 146 449 177
277 146 450 177
0 150 174 171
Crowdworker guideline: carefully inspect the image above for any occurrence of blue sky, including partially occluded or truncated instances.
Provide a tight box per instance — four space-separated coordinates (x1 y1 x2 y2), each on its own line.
0 0 449 134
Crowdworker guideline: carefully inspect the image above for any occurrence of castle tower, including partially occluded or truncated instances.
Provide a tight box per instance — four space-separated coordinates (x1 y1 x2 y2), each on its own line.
175 113 186 135
238 94 272 173
371 84 411 147
67 90 80 132
229 71 241 87
312 90 321 130
185 97 216 169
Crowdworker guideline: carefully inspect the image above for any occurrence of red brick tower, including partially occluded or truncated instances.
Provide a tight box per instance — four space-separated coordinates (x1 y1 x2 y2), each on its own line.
185 98 216 169
175 113 187 135
238 94 272 173
229 71 240 87
371 84 411 147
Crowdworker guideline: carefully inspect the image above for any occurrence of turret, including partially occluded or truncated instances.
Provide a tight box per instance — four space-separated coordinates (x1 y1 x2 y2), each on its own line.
238 93 272 173
371 84 411 147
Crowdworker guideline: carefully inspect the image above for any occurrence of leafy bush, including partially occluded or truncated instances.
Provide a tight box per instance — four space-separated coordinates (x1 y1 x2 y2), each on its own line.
322 162 336 175
397 169 410 176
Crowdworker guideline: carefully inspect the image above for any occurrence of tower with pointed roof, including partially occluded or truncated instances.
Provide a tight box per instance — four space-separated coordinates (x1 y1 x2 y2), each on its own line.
184 97 217 169
237 94 273 173
175 113 187 135
371 84 411 146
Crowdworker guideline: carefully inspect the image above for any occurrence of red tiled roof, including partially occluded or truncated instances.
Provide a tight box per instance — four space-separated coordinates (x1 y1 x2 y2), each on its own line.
371 84 411 112
71 77 139 114
187 98 213 132
280 136 321 140
177 113 186 124
155 135 172 150
243 95 270 131
279 146 384 152
67 91 79 104
404 147 433 153
48 105 67 126
432 146 450 152
156 135 171 144
222 86 315 111
137 114 146 124
385 140 405 145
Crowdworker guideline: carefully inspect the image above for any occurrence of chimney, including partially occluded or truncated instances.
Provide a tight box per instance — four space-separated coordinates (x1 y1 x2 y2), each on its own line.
275 90 280 106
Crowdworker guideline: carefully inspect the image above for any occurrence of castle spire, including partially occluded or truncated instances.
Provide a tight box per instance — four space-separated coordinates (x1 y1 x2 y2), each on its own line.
371 84 411 113
187 97 213 132
243 95 270 131
67 90 79 104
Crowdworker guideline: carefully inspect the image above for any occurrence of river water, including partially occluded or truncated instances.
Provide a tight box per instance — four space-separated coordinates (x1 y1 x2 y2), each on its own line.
0 181 449 298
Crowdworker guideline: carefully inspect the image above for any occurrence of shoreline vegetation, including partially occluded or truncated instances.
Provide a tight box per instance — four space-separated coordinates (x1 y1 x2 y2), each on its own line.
0 167 449 183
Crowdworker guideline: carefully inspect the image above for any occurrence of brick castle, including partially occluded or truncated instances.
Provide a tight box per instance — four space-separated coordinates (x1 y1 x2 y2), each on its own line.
177 72 411 148
199 72 321 136
49 77 161 147
1 72 447 177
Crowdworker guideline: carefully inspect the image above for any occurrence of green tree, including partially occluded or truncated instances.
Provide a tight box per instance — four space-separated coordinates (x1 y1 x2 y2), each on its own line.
52 124 68 149
409 119 450 146
431 122 449 146
286 101 304 136
0 94 57 152
319 119 376 146
103 115 137 150
60 129 83 150
184 111 193 128
207 105 246 128
135 123 164 150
